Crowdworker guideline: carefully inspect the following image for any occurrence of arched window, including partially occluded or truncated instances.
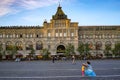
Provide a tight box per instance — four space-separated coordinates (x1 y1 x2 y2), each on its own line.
20 34 22 38
63 30 66 37
15 41 23 50
0 42 2 51
0 34 3 38
0 41 2 45
6 41 13 50
105 41 112 50
36 41 43 50
59 29 62 37
26 41 33 50
96 41 102 50
55 29 58 37
105 41 112 47
70 29 74 37
87 41 93 50
47 30 51 37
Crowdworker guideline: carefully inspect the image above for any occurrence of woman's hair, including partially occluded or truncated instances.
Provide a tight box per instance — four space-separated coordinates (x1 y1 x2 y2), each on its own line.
87 61 91 64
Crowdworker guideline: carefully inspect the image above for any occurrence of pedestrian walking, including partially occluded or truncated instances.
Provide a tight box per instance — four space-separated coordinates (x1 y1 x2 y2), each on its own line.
72 55 75 64
83 61 96 77
52 56 55 63
15 57 20 62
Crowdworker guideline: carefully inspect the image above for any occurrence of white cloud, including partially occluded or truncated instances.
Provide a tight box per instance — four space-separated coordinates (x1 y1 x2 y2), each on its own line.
0 0 14 6
22 15 39 22
0 7 11 16
0 0 60 17
18 0 59 9
0 0 15 16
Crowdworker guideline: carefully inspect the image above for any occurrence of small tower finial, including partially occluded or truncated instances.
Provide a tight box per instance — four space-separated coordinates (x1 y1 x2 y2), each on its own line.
44 19 47 23
59 2 60 7
58 0 61 7
45 19 47 21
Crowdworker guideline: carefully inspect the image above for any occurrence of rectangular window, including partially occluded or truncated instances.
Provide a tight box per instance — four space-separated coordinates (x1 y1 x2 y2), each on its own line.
36 35 39 38
83 35 85 39
71 33 74 37
64 33 66 37
102 34 105 38
20 34 22 38
26 34 29 38
99 35 101 39
112 35 114 38
48 33 51 37
56 33 58 37
109 35 111 38
30 34 33 38
60 33 62 37
89 35 92 38
119 35 120 38
95 35 98 38
15 34 18 38
48 45 51 49
10 34 12 38
6 35 8 38
40 34 42 37
0 34 2 38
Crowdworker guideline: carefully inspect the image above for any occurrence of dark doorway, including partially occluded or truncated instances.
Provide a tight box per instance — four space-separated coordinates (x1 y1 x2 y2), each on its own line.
57 45 65 55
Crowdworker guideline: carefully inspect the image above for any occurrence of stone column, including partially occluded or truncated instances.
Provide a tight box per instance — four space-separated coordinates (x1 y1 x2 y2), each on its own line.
23 39 26 57
2 42 6 59
111 41 115 49
102 41 105 51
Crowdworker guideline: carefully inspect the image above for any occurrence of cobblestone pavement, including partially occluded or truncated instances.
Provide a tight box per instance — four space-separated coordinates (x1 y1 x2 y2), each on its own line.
0 59 120 80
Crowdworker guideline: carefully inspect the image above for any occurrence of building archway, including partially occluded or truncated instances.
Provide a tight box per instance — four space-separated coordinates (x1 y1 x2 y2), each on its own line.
15 41 23 50
87 41 94 50
96 41 102 50
26 41 33 50
6 41 13 50
56 45 65 56
36 41 43 50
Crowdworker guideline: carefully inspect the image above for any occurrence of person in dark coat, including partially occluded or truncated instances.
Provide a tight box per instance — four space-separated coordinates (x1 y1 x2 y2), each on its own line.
52 56 55 63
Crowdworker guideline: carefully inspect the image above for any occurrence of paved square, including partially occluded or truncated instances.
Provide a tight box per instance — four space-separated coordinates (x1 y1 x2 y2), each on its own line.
0 59 120 80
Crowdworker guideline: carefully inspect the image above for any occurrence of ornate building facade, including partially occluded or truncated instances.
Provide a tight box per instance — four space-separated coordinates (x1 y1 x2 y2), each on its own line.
0 5 78 58
0 5 120 58
78 26 120 56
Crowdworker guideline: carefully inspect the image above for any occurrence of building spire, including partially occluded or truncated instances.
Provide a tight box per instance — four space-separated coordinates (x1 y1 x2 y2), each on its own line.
59 1 60 7
52 5 67 20
52 0 67 20
59 0 62 7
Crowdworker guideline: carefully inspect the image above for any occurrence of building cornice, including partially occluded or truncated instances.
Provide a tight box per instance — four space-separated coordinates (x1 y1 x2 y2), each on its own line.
0 26 43 29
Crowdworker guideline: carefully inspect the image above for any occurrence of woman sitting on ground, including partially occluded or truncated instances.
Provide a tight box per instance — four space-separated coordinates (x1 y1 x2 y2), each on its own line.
82 61 96 77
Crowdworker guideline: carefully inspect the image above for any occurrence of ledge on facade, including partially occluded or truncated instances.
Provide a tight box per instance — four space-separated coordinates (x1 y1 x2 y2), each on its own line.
78 25 120 31
79 25 120 27
0 25 43 29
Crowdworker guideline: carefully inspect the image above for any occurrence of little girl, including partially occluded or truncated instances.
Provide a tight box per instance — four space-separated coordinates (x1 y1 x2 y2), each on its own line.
81 64 85 76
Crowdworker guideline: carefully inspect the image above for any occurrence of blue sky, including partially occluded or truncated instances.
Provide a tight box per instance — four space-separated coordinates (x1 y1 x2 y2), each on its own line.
0 0 120 26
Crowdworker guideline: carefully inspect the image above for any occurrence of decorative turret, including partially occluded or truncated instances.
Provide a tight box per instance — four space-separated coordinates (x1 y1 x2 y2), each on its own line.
52 4 67 20
43 19 47 23
43 19 47 27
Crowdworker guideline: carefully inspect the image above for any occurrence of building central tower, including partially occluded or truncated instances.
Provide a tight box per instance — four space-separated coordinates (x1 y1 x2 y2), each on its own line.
43 4 79 55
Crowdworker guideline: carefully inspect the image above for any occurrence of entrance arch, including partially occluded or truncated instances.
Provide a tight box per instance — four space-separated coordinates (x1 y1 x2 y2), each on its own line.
56 45 65 55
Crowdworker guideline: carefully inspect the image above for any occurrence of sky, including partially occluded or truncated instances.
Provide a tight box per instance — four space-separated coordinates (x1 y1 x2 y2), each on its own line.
0 0 120 26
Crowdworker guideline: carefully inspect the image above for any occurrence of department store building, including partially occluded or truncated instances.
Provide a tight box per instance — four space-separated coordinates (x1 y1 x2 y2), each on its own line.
0 5 120 58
